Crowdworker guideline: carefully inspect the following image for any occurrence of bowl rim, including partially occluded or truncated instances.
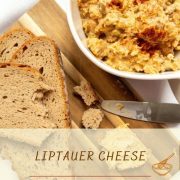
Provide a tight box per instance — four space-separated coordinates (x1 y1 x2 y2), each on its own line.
67 0 180 80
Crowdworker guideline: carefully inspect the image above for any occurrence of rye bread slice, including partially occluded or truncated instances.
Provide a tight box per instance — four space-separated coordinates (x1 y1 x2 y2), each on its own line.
0 63 56 128
0 28 34 62
12 37 70 128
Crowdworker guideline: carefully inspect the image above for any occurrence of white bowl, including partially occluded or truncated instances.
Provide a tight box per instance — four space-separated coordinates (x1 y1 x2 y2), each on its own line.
67 0 180 80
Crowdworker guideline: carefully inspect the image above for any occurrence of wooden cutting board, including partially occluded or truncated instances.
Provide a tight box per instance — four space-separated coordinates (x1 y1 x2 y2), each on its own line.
12 0 163 128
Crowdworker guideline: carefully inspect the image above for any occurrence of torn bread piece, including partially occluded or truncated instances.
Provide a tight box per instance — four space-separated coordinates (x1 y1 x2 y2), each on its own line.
11 37 70 128
0 63 55 128
0 28 34 62
82 108 104 129
74 80 99 106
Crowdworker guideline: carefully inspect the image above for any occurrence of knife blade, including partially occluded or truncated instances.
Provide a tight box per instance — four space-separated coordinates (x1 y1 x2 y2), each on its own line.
101 100 180 123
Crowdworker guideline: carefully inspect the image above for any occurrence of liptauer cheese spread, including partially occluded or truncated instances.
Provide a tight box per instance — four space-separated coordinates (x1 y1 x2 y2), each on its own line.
78 0 180 74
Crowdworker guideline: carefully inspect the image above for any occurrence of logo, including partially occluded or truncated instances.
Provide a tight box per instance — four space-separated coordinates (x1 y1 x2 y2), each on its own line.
152 153 175 176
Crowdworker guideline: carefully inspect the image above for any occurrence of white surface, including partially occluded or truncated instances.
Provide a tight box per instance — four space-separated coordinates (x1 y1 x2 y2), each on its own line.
126 80 178 103
0 0 39 33
169 79 180 103
0 158 19 180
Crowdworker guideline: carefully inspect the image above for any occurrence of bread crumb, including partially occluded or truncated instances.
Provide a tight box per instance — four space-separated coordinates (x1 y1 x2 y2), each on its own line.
74 80 99 106
82 108 104 129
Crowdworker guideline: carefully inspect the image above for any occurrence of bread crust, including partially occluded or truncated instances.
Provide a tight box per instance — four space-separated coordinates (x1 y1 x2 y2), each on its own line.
0 28 35 40
0 28 35 63
11 37 71 128
0 62 43 78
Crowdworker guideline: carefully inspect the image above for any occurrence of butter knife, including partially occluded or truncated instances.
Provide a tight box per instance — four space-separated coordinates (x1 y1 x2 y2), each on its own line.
101 100 180 123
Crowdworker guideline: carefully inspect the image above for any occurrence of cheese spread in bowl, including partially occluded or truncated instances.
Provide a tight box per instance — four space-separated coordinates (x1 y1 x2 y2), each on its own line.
67 0 180 79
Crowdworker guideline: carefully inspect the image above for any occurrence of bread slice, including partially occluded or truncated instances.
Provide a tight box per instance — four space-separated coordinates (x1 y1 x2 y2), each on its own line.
74 80 99 106
82 108 104 129
0 63 56 128
0 28 34 62
12 37 70 128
